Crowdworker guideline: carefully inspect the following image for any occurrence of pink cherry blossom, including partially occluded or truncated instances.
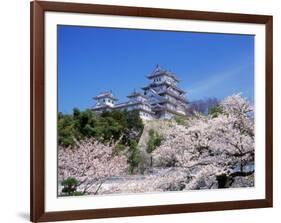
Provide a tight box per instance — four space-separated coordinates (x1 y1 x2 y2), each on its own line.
58 138 128 194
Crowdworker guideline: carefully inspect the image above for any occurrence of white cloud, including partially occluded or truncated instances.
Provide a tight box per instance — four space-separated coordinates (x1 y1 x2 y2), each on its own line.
185 65 247 97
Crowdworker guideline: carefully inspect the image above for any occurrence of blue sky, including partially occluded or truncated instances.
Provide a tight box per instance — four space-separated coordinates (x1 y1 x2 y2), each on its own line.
58 25 254 114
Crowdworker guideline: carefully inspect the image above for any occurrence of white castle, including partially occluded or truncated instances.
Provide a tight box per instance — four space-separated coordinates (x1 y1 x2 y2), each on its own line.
92 65 189 120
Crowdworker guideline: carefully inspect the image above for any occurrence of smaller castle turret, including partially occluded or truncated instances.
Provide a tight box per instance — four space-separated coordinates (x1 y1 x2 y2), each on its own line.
92 91 118 113
127 90 147 103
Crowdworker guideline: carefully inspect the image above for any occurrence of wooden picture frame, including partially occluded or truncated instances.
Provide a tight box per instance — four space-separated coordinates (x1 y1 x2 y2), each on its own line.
31 1 273 222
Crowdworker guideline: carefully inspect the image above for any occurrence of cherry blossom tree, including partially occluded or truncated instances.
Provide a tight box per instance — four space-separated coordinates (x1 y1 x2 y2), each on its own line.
58 94 254 195
212 94 254 173
58 138 128 195
152 94 255 190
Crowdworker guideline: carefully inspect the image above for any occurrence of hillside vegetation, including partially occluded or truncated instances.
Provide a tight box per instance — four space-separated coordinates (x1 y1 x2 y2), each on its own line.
58 94 255 196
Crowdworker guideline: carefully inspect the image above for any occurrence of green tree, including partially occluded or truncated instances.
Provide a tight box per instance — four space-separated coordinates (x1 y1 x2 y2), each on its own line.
125 110 144 131
146 129 163 153
58 113 80 146
58 109 144 147
127 140 141 173
208 104 224 118
61 177 83 196
73 109 99 137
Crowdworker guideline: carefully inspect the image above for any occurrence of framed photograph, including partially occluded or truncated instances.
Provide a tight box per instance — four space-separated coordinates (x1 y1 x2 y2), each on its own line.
30 1 273 222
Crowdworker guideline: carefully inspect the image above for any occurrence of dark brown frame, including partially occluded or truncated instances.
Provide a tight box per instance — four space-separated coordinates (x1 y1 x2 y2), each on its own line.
30 1 273 222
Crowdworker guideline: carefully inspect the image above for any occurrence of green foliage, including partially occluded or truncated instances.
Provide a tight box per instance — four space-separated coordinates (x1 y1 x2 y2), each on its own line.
208 104 224 118
71 191 85 196
61 177 82 196
127 140 141 174
146 129 163 153
173 115 188 125
115 143 127 153
58 112 81 146
58 109 144 147
125 110 144 131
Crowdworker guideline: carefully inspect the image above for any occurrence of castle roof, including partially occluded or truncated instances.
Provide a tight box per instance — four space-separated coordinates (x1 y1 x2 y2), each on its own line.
93 91 118 101
158 89 188 103
158 99 178 106
142 81 186 94
127 90 147 99
92 104 112 111
114 101 154 114
114 100 150 108
150 97 178 107
147 65 179 82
